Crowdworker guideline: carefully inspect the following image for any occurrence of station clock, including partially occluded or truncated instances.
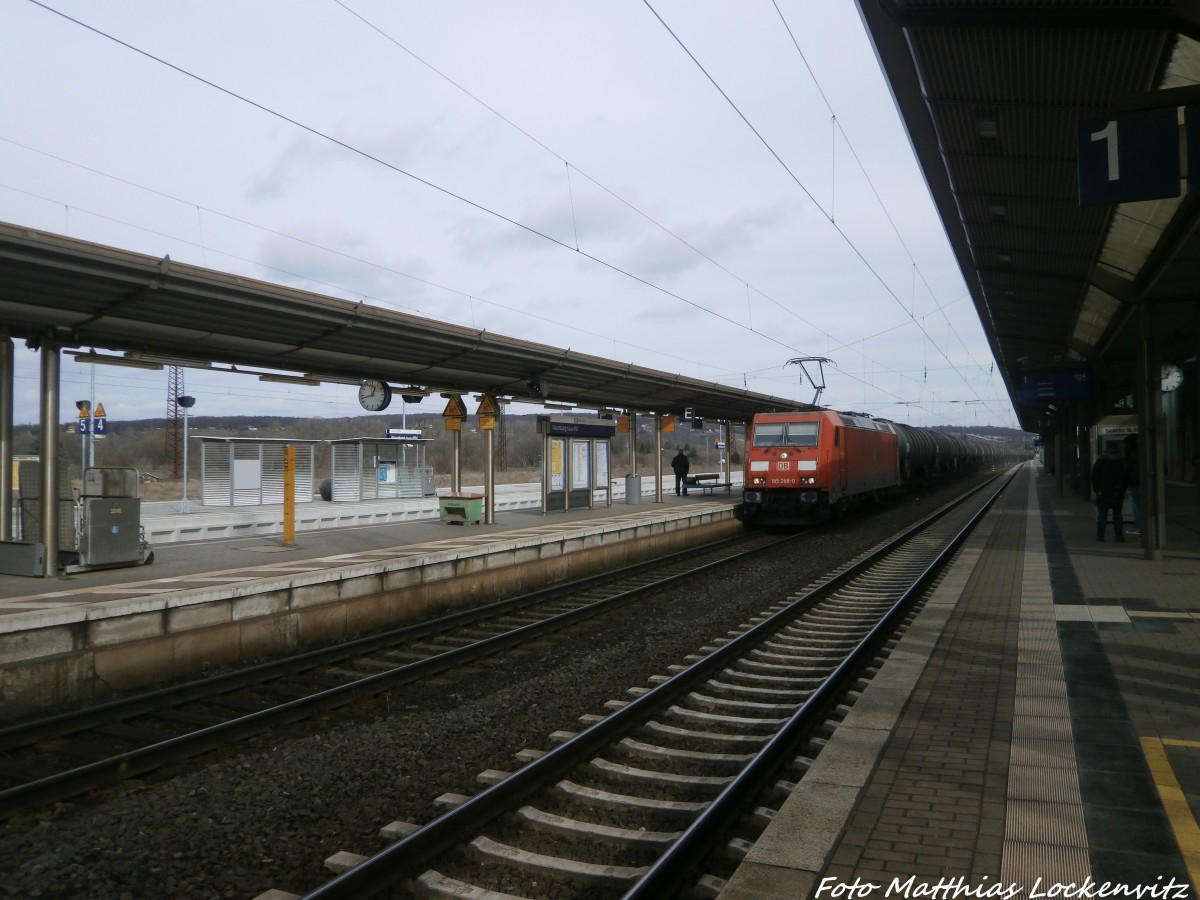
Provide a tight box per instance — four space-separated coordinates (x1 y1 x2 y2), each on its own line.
1161 363 1184 393
358 379 392 411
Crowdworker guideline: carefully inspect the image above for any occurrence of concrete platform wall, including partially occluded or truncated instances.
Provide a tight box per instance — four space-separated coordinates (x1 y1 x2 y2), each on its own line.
1 507 740 718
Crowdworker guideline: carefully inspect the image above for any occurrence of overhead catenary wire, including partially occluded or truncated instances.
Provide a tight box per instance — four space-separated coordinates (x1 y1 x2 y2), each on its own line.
642 0 1002 421
24 0 830 368
327 1 947 395
15 1 1015 423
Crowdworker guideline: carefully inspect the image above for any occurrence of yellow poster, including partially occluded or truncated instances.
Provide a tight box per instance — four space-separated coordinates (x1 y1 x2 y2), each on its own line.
550 438 565 491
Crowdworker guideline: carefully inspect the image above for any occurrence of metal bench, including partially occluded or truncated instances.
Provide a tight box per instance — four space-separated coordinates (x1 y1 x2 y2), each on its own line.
682 473 732 495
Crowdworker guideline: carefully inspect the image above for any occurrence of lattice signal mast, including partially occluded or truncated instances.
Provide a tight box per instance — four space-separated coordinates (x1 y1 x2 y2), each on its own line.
165 366 184 477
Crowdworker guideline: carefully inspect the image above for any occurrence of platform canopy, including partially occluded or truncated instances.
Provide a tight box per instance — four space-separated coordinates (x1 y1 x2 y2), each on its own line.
853 1 1200 431
0 221 811 425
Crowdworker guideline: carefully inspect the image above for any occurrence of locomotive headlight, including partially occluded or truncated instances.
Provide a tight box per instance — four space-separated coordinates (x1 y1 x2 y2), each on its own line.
779 452 789 459
751 476 766 486
801 476 815 485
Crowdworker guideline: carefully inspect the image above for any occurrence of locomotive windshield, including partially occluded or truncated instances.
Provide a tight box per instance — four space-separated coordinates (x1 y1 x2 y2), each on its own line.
753 421 818 448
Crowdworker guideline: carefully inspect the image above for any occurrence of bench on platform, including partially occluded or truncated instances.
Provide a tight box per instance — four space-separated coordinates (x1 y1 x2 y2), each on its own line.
682 473 732 495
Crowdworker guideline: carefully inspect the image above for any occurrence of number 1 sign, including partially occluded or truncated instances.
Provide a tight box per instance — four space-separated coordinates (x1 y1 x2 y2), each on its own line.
1077 106 1180 206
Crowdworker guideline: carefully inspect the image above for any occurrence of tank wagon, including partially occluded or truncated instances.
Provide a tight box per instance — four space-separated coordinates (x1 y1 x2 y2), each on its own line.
738 409 1012 526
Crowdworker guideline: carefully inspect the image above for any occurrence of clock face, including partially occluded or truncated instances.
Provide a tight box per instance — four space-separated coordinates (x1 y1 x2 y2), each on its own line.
1161 363 1184 393
358 379 392 411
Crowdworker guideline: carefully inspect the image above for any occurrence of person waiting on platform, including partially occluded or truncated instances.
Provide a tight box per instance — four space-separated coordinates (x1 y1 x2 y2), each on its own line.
1091 445 1127 542
671 449 691 496
1123 434 1142 536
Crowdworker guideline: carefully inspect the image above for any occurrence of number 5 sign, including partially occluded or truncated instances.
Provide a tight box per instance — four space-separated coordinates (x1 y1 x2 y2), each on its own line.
1077 107 1181 206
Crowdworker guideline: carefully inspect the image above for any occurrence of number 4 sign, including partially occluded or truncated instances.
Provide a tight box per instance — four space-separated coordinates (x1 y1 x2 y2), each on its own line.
1077 106 1181 206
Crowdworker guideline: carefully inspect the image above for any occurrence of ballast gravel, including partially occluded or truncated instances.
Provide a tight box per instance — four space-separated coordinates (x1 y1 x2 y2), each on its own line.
2 481 988 899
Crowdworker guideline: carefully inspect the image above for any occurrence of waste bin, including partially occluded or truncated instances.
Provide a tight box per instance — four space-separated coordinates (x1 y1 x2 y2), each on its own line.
439 492 485 525
624 474 640 505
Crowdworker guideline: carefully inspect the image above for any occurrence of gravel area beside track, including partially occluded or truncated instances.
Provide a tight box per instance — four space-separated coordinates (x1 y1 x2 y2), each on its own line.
2 480 989 899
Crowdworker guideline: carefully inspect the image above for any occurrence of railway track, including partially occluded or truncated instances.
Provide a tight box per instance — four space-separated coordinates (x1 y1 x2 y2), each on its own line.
0 529 789 818
284 470 1015 900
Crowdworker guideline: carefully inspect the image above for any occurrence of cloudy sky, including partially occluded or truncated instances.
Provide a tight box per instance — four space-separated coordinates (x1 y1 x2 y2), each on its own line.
1 0 1018 430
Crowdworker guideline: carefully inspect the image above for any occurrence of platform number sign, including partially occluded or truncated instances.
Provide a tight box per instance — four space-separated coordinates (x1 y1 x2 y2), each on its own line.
1077 107 1181 206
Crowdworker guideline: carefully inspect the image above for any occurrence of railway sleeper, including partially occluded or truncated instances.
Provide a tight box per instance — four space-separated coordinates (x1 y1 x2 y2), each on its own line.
588 757 733 791
705 676 820 696
755 640 849 657
556 780 709 817
466 834 650 888
806 604 887 617
641 719 770 749
284 671 357 689
685 692 797 716
131 708 213 731
663 704 786 733
348 657 410 673
616 736 752 770
518 804 681 848
582 766 720 804
414 869 527 900
789 620 874 635
744 652 840 672
784 616 869 630
718 667 823 688
407 641 467 655
834 592 902 605
742 652 839 669
765 632 858 648
458 627 509 640
701 678 811 702
495 614 547 626
94 721 177 745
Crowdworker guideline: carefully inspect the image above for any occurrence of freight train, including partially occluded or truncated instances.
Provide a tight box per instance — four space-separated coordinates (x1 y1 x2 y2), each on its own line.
737 409 1016 526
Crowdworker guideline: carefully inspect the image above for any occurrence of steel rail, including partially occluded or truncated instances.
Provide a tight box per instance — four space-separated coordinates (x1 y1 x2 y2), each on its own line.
297 472 1013 899
0 531 773 752
622 469 1015 898
0 531 791 817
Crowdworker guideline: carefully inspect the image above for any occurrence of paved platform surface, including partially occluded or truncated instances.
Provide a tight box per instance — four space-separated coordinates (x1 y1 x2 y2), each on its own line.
0 483 729 609
719 464 1200 899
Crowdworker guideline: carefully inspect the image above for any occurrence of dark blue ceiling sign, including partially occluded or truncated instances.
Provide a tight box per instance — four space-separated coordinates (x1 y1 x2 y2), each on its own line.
1077 107 1180 206
1015 368 1093 405
1187 105 1200 195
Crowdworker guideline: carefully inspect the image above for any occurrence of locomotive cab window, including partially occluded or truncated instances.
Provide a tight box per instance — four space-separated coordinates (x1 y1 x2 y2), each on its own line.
753 421 818 448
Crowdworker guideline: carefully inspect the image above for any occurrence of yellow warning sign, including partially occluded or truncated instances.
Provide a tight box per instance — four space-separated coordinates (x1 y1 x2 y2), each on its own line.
442 394 467 418
479 416 495 431
76 403 90 418
444 417 462 432
475 394 499 417
617 416 629 433
662 416 675 433
94 402 106 418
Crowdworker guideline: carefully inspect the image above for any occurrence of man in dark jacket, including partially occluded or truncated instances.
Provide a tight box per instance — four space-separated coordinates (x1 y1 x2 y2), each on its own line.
1091 445 1126 542
671 449 690 496
1123 434 1141 535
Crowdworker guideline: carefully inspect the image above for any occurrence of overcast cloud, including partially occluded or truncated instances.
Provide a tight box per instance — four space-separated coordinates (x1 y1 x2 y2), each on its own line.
0 0 1017 429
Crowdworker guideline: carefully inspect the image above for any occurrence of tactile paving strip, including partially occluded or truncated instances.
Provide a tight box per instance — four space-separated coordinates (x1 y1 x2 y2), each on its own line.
1000 478 1091 885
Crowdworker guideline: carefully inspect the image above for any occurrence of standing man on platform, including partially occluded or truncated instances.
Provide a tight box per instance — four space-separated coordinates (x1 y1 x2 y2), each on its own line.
1123 434 1142 536
671 448 691 496
1091 444 1127 542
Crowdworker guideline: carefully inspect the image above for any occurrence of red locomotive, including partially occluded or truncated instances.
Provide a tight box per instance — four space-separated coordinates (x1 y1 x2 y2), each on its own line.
738 409 1011 525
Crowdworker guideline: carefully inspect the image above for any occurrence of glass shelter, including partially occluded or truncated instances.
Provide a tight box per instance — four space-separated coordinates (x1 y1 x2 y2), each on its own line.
199 438 318 507
539 415 616 512
327 434 435 501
